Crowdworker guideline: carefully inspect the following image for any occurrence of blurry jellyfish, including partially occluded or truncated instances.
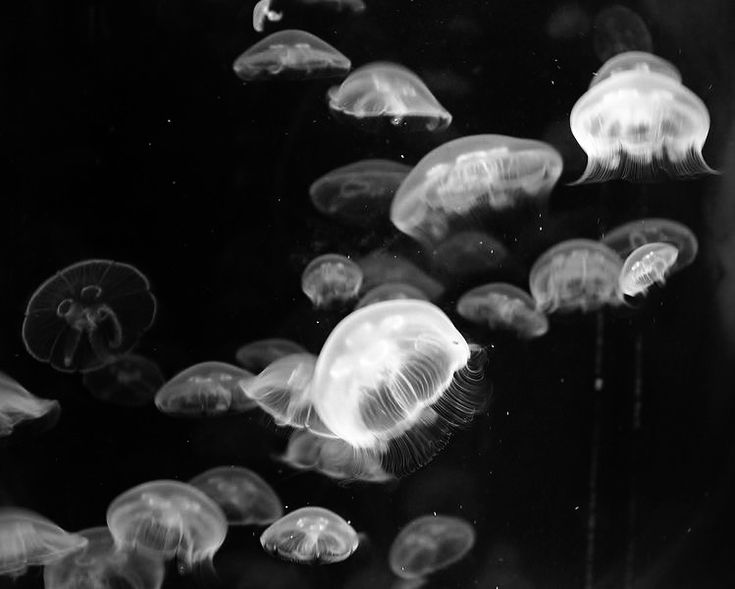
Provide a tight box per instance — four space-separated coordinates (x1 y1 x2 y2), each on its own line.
356 282 429 309
260 507 359 564
619 242 679 297
358 250 444 300
431 231 509 281
592 5 653 62
0 372 60 438
529 239 624 313
154 361 256 417
233 30 351 81
309 159 411 225
388 515 475 580
0 508 88 577
390 135 563 244
298 0 366 13
327 62 452 131
546 4 590 40
301 254 363 308
253 0 282 33
457 283 549 338
569 51 715 183
82 354 164 407
43 527 164 589
106 480 227 570
235 338 308 373
22 259 157 373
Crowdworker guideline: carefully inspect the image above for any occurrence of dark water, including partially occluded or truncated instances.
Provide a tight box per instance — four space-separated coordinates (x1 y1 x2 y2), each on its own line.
2 0 735 587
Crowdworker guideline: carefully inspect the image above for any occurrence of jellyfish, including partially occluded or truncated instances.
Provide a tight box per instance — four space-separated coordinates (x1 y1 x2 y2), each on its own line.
355 282 429 309
390 135 563 245
0 372 60 438
0 508 88 577
618 242 680 297
388 515 475 580
82 354 164 407
569 51 715 183
260 507 359 564
252 0 282 33
301 254 363 308
22 259 157 373
106 480 227 571
457 283 549 338
358 250 444 300
309 159 411 225
43 527 165 589
327 62 452 131
233 30 351 81
529 239 624 313
189 466 283 526
235 338 308 373
430 231 509 281
154 361 256 417
298 0 366 13
592 5 653 63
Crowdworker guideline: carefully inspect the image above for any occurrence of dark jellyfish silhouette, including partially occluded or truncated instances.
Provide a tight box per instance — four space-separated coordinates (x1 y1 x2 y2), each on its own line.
22 259 157 373
299 0 366 12
358 251 444 301
235 338 308 373
546 4 590 41
82 354 164 407
252 0 282 32
0 372 60 438
355 282 429 309
430 231 509 281
592 5 653 62
301 254 363 308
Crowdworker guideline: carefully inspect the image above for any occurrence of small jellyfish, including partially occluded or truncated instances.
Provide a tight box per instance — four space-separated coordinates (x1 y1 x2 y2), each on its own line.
106 480 227 570
593 5 653 63
569 51 715 183
252 0 282 33
529 239 624 313
154 361 256 417
0 372 60 438
355 282 429 309
43 527 165 589
301 254 363 308
457 283 549 338
82 354 164 407
22 259 157 373
260 507 359 564
390 135 563 245
298 0 366 13
327 62 452 131
309 159 411 225
235 338 308 373
0 508 88 577
388 515 475 580
358 250 445 301
233 30 351 81
619 242 679 297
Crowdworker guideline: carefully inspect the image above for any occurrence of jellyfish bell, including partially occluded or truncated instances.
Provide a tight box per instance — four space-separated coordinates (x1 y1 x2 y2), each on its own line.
0 372 60 439
235 338 308 373
301 254 363 308
358 251 445 301
430 230 509 282
355 282 429 309
618 242 679 297
83 354 164 407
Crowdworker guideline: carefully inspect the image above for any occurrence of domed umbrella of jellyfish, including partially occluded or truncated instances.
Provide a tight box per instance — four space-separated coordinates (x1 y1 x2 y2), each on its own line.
44 527 165 589
106 480 227 571
390 135 563 246
22 259 157 373
0 372 60 438
189 466 284 527
358 250 445 301
235 338 308 373
301 254 363 308
309 159 411 225
529 239 624 313
569 51 715 184
298 0 366 13
82 354 164 408
252 0 282 33
356 282 429 310
456 283 549 339
388 514 475 580
0 508 88 578
233 30 351 81
430 231 509 281
327 62 452 132
592 5 653 63
260 507 359 564
154 361 257 417
308 300 487 474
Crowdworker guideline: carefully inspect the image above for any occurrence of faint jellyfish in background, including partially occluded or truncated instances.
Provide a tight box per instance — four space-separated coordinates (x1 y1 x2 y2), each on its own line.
0 372 60 438
189 466 283 526
457 283 549 339
546 3 590 41
298 0 366 13
22 259 157 373
233 30 351 81
390 135 563 246
260 507 359 564
327 62 452 131
389 515 475 580
592 5 653 62
44 527 164 589
154 361 256 417
569 51 715 183
106 480 227 571
359 250 445 301
356 282 429 309
252 0 282 33
0 508 88 578
309 159 411 226
82 354 164 407
430 231 509 282
235 338 308 373
529 239 624 313
302 254 363 308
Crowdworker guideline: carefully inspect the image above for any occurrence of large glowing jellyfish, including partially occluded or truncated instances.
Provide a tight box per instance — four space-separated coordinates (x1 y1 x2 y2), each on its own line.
260 507 359 564
327 62 452 131
235 338 308 373
189 466 283 526
106 480 227 571
252 0 282 33
233 30 351 81
390 135 563 245
82 354 164 407
529 239 624 313
569 51 715 183
0 372 60 438
22 259 157 373
43 527 165 589
355 282 429 309
301 254 363 308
